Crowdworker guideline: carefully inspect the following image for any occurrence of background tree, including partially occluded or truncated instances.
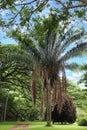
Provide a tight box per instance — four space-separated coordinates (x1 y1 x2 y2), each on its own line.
0 44 41 121
68 81 87 114
79 64 87 87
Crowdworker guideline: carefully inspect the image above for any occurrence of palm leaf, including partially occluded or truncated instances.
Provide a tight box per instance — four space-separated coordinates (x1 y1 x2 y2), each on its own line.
65 63 80 70
60 42 87 62
60 29 86 54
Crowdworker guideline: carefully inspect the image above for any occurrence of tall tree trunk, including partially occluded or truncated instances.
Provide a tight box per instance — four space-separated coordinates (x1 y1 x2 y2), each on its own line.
4 96 8 122
45 70 51 126
52 83 57 110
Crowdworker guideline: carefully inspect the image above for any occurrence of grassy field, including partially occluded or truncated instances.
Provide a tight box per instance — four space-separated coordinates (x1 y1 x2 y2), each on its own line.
0 121 87 130
29 121 87 130
0 122 17 130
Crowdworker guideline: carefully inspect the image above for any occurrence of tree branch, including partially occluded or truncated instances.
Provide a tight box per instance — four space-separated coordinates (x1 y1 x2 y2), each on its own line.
8 5 25 25
30 0 48 14
56 0 87 9
15 0 37 6
66 4 87 9
78 0 87 4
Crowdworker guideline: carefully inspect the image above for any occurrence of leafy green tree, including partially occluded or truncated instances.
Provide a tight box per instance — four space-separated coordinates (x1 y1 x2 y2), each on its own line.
0 44 33 88
0 0 87 29
0 44 37 121
67 81 87 114
8 13 87 126
79 64 87 87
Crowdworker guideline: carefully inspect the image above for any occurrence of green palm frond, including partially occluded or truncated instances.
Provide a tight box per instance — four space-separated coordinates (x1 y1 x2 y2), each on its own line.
36 27 87 68
59 29 86 54
60 42 87 62
65 63 80 70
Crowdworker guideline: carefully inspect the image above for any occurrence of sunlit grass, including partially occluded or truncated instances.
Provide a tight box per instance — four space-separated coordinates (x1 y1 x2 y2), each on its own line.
29 121 87 130
0 122 17 130
0 121 87 130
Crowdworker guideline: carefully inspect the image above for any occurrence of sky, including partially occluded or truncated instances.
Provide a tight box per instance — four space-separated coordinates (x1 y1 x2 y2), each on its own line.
0 31 17 44
0 0 87 88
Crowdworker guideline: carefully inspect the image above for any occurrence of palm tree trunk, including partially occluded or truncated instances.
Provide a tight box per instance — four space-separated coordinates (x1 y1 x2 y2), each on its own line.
45 70 51 126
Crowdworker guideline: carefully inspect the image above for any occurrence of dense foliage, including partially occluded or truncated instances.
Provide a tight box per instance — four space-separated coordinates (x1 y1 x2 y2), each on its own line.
79 64 87 87
78 118 87 126
68 81 87 114
0 0 87 27
0 44 41 121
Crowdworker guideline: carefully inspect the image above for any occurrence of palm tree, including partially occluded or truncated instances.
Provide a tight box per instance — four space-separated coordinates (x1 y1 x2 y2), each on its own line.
8 13 87 126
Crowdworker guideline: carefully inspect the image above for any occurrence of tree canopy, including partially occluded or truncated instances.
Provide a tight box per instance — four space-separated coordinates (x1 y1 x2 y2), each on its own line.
0 0 87 29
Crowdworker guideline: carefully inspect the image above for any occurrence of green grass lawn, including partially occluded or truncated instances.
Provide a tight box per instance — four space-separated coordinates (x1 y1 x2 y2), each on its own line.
29 121 87 130
0 122 18 130
0 121 87 130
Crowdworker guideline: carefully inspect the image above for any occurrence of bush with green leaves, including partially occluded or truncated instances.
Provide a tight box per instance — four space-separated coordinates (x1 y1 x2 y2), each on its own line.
28 108 39 121
78 117 87 126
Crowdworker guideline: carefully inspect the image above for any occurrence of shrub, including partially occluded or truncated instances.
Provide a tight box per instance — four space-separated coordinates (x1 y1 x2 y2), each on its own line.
78 118 87 126
29 109 39 121
52 93 76 124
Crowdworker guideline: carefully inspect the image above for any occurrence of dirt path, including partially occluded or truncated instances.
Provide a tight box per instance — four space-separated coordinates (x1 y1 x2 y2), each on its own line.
22 124 29 130
10 124 29 130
